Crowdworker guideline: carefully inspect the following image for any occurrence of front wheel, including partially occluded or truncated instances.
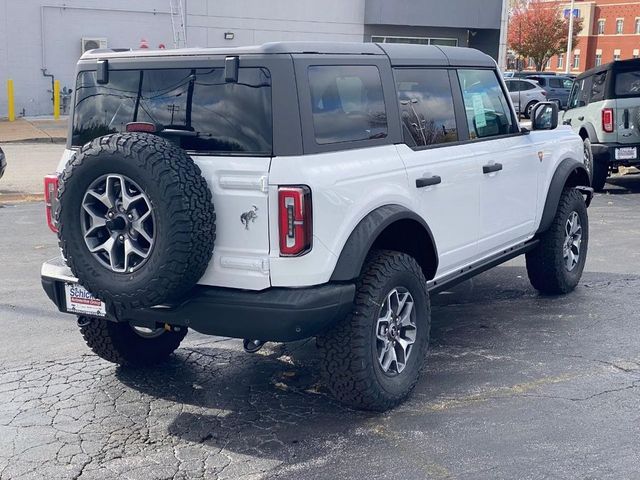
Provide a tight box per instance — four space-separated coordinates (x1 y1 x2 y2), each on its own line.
526 188 588 294
317 250 430 412
79 317 188 367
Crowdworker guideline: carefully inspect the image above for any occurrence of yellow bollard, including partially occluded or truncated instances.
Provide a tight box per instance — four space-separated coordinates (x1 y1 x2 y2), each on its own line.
53 80 60 120
7 79 15 122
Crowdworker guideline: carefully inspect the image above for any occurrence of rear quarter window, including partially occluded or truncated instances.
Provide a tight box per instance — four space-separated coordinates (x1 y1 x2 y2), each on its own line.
307 65 388 145
615 70 640 97
72 67 273 155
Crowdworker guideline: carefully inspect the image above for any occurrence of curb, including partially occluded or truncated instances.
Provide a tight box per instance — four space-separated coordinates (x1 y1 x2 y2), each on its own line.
0 137 66 145
0 193 45 204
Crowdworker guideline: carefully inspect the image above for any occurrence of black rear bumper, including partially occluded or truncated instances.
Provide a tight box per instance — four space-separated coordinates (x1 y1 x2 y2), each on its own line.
591 142 640 165
41 258 355 342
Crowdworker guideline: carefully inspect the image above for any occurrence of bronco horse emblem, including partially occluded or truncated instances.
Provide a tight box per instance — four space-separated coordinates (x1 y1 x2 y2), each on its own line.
240 205 259 230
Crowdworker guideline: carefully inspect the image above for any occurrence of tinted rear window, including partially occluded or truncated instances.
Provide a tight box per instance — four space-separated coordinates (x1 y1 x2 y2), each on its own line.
615 70 640 97
308 65 387 145
72 67 272 154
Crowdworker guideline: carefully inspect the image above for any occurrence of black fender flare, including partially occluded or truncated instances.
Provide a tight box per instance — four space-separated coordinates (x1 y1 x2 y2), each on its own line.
330 205 438 282
537 158 592 234
578 122 600 143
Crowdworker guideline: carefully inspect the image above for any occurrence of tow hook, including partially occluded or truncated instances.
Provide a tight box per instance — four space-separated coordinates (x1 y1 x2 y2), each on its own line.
77 317 92 327
243 339 266 353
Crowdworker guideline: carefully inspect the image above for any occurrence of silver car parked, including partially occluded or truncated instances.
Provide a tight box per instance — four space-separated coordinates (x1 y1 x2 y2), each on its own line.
504 78 548 119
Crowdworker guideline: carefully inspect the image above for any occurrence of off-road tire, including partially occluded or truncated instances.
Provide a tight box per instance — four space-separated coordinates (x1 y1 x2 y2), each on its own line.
582 137 594 183
591 159 608 192
526 188 588 294
57 133 215 310
79 317 188 367
317 250 430 412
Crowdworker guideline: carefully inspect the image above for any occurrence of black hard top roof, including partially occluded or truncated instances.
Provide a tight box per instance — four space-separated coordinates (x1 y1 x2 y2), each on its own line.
81 41 496 68
577 58 640 80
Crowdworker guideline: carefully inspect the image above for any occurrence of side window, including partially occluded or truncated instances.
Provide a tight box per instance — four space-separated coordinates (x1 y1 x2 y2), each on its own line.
567 79 583 109
549 78 564 88
308 65 388 145
579 76 594 106
394 68 458 148
505 80 518 92
591 72 608 102
520 81 535 91
457 69 514 140
563 78 575 89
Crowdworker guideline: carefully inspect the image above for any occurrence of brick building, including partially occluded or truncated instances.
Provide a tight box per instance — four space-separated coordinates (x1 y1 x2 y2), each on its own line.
544 0 640 74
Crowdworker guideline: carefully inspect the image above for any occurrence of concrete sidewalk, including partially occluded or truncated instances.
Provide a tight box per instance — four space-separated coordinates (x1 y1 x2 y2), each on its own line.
0 116 68 144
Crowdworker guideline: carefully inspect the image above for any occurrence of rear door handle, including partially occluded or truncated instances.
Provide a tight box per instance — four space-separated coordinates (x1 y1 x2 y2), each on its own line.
416 176 442 188
564 118 572 125
483 163 503 174
578 116 584 121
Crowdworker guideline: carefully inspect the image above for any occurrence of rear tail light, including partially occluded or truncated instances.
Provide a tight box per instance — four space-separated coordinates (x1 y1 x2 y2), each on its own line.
602 108 615 133
541 90 547 97
44 174 59 233
125 122 157 133
278 186 312 256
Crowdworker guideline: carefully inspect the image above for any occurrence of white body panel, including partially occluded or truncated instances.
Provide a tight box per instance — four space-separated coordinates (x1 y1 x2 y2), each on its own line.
56 126 583 291
395 142 480 275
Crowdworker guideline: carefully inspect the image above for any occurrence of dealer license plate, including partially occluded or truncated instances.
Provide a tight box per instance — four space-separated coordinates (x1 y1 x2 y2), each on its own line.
64 283 106 317
615 147 637 160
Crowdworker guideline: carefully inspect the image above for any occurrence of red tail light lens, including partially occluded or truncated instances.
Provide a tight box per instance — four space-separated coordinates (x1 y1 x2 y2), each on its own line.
125 122 157 133
44 174 59 233
602 108 614 133
278 186 312 256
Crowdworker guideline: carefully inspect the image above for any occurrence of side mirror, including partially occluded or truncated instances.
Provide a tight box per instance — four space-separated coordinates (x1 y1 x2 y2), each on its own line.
531 102 559 131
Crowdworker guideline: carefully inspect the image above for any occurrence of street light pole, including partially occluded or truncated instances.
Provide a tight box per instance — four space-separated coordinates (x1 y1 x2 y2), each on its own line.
565 0 576 74
498 0 509 71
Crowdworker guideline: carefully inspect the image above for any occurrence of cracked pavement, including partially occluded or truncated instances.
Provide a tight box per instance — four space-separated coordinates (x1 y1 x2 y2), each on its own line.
2 174 640 479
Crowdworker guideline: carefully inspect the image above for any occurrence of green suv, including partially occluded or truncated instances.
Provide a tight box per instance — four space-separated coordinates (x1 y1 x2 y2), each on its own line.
563 58 640 191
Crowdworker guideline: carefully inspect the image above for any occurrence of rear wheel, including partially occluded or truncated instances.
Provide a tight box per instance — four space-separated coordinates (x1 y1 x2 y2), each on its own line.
525 101 538 119
582 137 594 183
317 250 430 412
79 317 188 367
592 159 608 192
526 188 588 294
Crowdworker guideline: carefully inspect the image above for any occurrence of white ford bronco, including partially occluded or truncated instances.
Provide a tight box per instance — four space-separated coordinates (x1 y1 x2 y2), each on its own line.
41 42 592 411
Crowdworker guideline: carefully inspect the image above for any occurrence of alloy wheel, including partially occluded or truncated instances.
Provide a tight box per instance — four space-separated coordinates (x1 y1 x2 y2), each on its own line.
375 287 417 375
563 211 582 271
81 174 155 273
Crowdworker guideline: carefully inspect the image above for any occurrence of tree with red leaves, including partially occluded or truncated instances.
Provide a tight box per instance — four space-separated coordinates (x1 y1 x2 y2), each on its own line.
508 0 583 71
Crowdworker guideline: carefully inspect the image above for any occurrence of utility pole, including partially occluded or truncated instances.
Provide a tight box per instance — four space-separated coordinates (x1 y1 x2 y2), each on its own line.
565 0 576 74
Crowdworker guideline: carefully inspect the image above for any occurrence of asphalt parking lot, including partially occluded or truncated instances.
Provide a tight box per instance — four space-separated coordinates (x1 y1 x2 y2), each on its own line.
1 174 640 479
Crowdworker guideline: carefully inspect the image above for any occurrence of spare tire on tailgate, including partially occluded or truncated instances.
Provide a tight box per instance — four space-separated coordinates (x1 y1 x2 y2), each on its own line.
56 133 216 310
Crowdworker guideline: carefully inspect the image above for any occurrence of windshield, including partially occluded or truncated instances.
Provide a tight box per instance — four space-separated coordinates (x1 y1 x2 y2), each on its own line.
615 70 640 97
72 67 272 154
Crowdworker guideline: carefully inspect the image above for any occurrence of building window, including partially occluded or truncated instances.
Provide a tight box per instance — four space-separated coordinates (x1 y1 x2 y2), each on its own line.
371 36 457 47
616 19 624 34
573 54 580 69
614 53 621 61
635 19 640 34
557 54 564 69
597 19 605 35
595 54 602 66
634 49 640 59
